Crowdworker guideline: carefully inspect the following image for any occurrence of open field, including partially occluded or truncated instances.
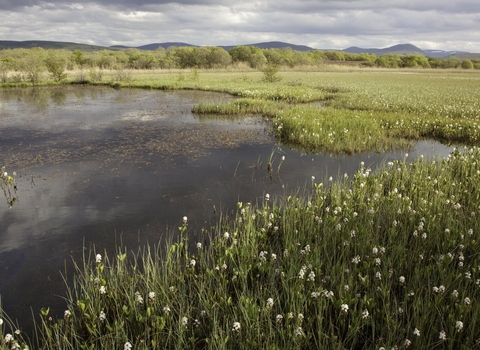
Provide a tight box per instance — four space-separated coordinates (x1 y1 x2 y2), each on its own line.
2 68 480 349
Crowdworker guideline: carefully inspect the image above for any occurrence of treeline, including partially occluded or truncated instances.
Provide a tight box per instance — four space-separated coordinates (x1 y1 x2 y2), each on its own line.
1 46 479 84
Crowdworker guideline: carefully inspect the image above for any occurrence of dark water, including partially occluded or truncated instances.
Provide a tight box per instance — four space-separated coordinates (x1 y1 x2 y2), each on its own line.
0 86 453 330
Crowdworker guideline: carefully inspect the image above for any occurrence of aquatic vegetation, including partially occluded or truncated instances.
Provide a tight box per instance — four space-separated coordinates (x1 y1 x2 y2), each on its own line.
3 147 480 348
0 167 18 208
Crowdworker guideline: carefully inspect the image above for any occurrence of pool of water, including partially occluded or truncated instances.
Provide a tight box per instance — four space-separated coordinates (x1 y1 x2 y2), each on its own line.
0 86 453 330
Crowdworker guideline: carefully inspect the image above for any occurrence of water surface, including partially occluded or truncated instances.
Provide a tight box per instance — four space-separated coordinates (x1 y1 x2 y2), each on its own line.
0 86 453 329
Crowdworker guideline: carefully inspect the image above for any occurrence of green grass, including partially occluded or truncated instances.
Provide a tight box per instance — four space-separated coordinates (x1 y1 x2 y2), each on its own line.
3 148 480 349
2 67 480 349
83 68 480 154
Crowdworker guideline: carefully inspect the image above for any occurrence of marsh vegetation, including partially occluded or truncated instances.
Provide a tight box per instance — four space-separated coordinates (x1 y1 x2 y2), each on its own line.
1 62 480 349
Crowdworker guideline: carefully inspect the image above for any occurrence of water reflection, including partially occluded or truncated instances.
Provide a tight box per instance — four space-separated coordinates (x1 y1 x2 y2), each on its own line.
0 86 453 330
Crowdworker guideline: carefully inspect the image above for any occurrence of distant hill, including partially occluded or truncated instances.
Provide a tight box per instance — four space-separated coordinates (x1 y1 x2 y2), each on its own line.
1 40 478 59
111 42 197 50
343 44 426 56
343 44 479 59
219 41 315 52
0 40 113 51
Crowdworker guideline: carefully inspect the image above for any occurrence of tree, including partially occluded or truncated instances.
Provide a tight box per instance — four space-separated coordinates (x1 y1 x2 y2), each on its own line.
461 60 473 69
0 57 14 83
45 50 67 82
16 48 46 85
206 47 232 68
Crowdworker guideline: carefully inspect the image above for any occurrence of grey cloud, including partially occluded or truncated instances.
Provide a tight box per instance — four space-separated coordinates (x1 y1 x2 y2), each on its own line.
0 0 479 51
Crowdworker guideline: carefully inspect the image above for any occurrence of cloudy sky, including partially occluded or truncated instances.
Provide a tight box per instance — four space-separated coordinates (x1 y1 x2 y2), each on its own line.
1 0 479 52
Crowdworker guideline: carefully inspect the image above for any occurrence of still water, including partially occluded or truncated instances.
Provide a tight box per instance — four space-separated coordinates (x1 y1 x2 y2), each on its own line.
0 86 453 329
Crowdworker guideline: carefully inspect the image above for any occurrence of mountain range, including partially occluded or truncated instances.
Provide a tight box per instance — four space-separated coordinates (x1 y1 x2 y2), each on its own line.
1 40 479 59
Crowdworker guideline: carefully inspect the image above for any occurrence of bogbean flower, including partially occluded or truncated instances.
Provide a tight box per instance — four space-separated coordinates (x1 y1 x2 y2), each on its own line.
196 242 202 250
163 305 171 314
404 339 412 348
189 259 196 268
352 255 361 264
99 286 107 294
181 317 188 327
95 254 102 263
64 310 71 319
223 232 230 240
413 328 420 337
340 304 349 314
148 292 155 301
399 276 406 284
276 314 283 324
456 321 464 332
135 292 144 305
265 193 270 201
464 297 471 305
183 216 187 223
307 271 315 282
5 333 13 343
232 321 241 333
266 298 274 309
124 342 132 350
99 311 106 322
0 318 3 325
439 330 447 341
362 309 369 319
295 327 304 337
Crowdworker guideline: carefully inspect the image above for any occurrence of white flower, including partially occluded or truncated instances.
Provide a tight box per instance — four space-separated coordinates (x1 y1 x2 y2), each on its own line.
232 321 241 332
265 193 270 201
196 242 202 250
376 272 382 280
464 297 471 305
340 304 349 314
181 316 188 327
276 314 283 324
223 232 229 239
352 255 361 264
375 258 381 266
183 216 188 222
311 176 315 182
124 342 132 350
0 318 3 325
95 254 102 263
99 286 106 294
5 333 14 343
3 172 7 177
190 259 196 267
163 305 171 314
295 327 304 337
404 339 412 347
456 321 463 332
307 271 315 282
413 328 420 337
439 330 447 341
99 311 106 321
362 309 369 319
64 310 71 318
452 290 459 298
399 276 405 284
266 298 274 308
148 292 155 301
135 291 144 304
372 247 378 255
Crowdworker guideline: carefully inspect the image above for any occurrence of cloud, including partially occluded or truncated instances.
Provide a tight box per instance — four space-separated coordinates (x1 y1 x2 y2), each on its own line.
0 0 479 51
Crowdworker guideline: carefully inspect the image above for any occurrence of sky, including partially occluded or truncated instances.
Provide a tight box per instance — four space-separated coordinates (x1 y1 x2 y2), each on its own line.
1 0 479 52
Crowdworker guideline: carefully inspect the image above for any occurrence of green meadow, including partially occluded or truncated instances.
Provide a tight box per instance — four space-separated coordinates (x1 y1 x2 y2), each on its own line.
2 67 480 349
